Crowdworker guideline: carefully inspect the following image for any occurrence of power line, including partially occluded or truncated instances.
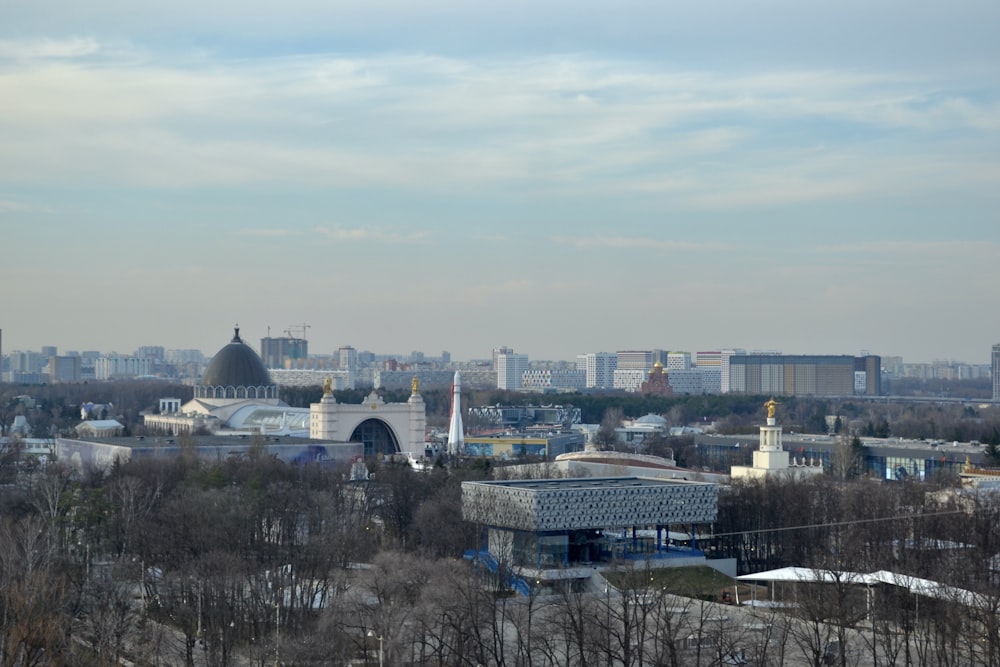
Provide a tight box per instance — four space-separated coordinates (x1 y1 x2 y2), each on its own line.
710 509 969 539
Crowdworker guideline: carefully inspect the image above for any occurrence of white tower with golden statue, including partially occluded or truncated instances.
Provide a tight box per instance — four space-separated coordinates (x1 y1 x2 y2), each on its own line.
730 398 823 480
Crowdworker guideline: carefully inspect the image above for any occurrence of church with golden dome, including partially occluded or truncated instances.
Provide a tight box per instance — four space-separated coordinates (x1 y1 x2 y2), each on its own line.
640 360 674 397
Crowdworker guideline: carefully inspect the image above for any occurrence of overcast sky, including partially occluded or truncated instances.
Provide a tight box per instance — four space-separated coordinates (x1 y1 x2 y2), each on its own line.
2 1 999 363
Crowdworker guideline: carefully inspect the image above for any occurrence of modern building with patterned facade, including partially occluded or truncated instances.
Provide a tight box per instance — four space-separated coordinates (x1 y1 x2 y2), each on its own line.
462 477 719 570
613 368 647 392
521 368 586 391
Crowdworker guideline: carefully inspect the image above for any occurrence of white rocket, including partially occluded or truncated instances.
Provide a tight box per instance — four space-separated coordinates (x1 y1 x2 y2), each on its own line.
447 371 464 456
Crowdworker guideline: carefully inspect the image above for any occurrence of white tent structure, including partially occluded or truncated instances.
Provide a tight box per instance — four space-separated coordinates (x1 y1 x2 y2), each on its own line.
735 566 985 608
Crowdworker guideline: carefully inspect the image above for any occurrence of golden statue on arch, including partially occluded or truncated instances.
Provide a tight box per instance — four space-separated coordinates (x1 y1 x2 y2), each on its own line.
323 376 333 395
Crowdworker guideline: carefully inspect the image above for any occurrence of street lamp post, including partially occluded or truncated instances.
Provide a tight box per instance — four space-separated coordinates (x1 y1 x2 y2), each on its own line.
367 630 383 667
605 583 612 667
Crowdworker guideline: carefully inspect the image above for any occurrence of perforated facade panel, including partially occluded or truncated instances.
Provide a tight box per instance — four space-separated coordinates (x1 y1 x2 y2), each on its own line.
462 477 718 531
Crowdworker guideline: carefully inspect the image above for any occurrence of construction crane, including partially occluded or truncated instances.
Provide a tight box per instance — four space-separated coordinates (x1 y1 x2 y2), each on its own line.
285 323 311 340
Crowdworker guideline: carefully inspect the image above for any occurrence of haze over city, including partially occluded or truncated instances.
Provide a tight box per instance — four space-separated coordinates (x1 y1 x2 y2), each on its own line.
3 1 999 362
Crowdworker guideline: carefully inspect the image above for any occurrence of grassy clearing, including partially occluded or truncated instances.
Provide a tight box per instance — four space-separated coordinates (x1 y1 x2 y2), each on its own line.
603 565 767 603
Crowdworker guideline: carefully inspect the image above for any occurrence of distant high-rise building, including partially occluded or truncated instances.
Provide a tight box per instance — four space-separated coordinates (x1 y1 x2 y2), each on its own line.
521 368 586 391
261 336 308 369
12 351 44 373
164 349 204 364
695 351 723 394
993 344 1000 402
727 354 881 397
496 352 529 390
95 355 152 380
338 346 358 386
41 346 57 358
135 346 165 361
719 349 744 394
492 346 514 370
338 346 357 371
668 369 702 395
616 350 654 371
49 355 82 383
581 352 617 389
614 350 656 391
667 352 691 371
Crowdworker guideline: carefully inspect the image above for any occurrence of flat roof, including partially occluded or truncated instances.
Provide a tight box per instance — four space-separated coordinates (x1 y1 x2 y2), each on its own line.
59 434 349 448
468 476 712 491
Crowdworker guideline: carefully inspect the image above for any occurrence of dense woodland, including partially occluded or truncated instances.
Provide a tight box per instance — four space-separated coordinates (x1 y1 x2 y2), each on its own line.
0 447 999 664
4 382 1000 664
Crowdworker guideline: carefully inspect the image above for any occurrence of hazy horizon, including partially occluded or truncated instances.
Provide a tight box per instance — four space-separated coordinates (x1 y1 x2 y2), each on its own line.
3 1 999 363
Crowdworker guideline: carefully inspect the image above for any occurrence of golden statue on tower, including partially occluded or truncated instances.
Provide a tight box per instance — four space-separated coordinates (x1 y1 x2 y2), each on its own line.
764 397 779 419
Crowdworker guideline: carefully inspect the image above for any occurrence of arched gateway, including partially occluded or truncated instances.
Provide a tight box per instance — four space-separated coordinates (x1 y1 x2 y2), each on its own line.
310 383 426 458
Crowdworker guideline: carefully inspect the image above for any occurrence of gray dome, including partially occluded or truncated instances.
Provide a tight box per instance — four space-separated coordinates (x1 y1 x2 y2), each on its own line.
201 327 272 388
635 414 667 425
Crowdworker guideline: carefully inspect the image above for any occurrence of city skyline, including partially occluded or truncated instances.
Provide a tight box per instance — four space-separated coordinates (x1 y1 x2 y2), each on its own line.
3 1 999 362
1 332 995 369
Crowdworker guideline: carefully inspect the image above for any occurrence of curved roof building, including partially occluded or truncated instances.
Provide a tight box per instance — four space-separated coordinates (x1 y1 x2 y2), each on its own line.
194 327 278 400
145 327 286 435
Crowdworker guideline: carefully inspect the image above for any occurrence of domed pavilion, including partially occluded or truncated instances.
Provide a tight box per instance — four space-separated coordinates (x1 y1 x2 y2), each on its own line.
194 327 278 400
145 326 289 434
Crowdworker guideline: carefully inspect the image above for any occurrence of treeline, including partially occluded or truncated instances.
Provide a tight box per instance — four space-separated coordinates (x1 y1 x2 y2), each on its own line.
4 452 1000 664
0 454 486 665
713 475 1000 665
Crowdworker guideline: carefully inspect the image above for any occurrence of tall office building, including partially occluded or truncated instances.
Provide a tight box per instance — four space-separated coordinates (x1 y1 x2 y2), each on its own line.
496 352 529 390
695 351 723 395
261 336 308 369
993 344 1000 402
492 346 514 370
49 355 82 383
581 352 617 389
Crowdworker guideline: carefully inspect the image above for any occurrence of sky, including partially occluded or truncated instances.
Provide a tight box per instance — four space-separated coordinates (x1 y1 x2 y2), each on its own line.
2 1 999 363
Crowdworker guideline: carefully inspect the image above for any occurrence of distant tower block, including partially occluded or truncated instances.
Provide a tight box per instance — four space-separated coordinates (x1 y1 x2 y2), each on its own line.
447 371 465 456
731 398 823 481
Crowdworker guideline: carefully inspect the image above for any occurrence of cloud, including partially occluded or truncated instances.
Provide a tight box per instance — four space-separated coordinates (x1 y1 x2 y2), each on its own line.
553 235 730 252
0 197 51 213
238 228 301 237
818 240 1000 260
0 37 100 60
0 45 997 208
314 225 430 244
